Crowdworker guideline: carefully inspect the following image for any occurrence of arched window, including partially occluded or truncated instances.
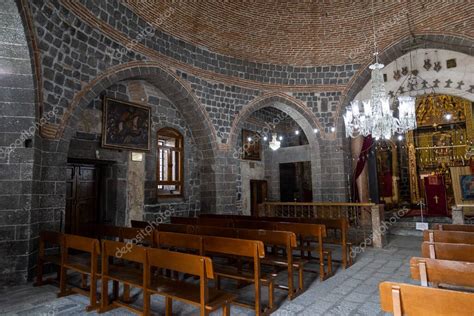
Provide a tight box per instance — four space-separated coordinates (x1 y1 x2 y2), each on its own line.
157 128 183 197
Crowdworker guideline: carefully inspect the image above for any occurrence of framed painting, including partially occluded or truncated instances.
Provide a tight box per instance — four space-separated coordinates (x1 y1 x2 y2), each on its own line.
242 129 261 160
102 97 151 151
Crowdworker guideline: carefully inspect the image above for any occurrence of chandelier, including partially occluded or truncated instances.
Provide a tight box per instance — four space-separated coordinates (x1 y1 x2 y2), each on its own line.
269 133 281 150
343 1 417 140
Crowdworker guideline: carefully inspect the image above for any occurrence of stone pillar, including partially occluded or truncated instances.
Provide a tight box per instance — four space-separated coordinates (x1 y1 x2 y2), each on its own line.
371 204 386 248
451 206 464 224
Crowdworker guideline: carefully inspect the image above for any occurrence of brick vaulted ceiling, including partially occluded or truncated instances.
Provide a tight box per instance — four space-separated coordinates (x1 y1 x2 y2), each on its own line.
124 1 473 66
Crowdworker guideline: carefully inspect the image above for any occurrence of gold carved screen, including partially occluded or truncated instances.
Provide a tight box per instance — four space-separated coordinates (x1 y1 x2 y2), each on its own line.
407 95 473 204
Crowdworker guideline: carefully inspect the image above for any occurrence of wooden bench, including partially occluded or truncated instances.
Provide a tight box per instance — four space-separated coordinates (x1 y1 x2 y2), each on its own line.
146 247 236 316
155 231 274 315
58 234 101 311
273 222 331 280
158 223 191 234
259 216 352 269
35 230 63 286
237 228 305 299
433 223 474 233
422 241 474 262
203 235 274 315
423 229 474 244
410 257 474 288
131 219 149 229
379 281 474 316
100 239 147 314
200 214 351 268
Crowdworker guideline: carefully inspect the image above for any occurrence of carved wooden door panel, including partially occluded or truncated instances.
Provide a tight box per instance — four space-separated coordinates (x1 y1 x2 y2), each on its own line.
65 164 99 235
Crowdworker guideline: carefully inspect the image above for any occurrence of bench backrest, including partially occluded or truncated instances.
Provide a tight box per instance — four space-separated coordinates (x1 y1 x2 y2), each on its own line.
63 233 100 254
422 241 474 262
158 223 191 234
147 247 214 279
203 236 265 259
155 231 203 253
102 239 147 263
122 226 154 247
410 257 474 288
195 225 238 238
433 224 474 232
170 216 198 225
130 220 148 228
237 228 297 248
233 219 276 230
274 222 327 239
423 229 474 244
380 281 474 316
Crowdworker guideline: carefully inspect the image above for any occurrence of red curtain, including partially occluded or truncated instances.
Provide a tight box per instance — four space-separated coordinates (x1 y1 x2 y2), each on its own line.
352 135 373 202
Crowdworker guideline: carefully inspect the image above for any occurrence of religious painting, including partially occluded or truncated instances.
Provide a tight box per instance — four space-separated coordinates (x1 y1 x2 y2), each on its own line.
102 97 151 151
460 175 474 200
242 129 261 160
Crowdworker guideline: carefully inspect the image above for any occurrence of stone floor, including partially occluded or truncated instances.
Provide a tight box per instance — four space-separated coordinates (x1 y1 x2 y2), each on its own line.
0 235 421 315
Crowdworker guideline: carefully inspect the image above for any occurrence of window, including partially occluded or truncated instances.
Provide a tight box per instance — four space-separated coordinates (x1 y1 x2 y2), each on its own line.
157 128 183 197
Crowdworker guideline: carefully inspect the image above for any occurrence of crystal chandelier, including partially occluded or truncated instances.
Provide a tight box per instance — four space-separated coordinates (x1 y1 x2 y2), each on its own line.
269 133 281 150
343 1 416 140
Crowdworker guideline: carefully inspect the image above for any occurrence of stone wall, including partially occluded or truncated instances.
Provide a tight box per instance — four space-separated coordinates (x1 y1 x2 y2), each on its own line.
0 0 471 284
0 0 36 285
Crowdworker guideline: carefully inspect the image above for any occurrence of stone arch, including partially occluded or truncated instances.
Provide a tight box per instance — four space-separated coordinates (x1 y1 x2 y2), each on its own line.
228 92 324 149
59 61 219 212
336 33 474 122
229 92 324 200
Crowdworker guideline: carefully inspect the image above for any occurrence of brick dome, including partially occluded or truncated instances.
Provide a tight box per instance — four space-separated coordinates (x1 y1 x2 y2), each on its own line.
125 1 472 66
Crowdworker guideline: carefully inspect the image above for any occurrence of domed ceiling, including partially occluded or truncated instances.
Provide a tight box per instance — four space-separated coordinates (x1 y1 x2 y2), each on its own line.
124 1 472 66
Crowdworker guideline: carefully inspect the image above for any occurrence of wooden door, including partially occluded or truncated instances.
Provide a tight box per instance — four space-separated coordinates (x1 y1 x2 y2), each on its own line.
250 180 267 216
65 164 100 235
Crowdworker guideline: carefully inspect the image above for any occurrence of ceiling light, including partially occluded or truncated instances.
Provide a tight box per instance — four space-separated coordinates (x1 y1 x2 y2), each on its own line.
445 113 452 121
263 136 268 141
313 128 318 133
278 136 283 141
269 133 281 151
295 130 299 135
397 135 403 141
330 127 336 132
247 137 252 142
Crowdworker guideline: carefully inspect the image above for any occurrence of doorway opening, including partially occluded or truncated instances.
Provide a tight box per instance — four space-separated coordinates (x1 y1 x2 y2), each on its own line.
279 161 312 202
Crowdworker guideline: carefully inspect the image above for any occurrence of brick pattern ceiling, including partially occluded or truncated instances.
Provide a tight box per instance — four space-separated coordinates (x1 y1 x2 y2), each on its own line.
124 1 473 66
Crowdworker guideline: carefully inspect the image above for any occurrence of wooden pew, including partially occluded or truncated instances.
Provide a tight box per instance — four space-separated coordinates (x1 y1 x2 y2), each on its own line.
146 247 236 316
170 216 199 225
120 226 154 247
433 223 474 233
203 236 274 315
422 241 474 262
410 257 474 288
131 220 148 229
58 234 101 311
423 229 474 244
260 217 351 269
237 228 305 299
158 223 191 234
155 231 273 315
191 217 331 280
100 240 147 314
171 216 235 227
379 281 474 316
35 230 63 286
200 214 352 269
273 222 331 279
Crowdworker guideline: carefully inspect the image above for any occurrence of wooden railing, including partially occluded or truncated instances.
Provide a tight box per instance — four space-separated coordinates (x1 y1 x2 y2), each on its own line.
260 202 375 227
